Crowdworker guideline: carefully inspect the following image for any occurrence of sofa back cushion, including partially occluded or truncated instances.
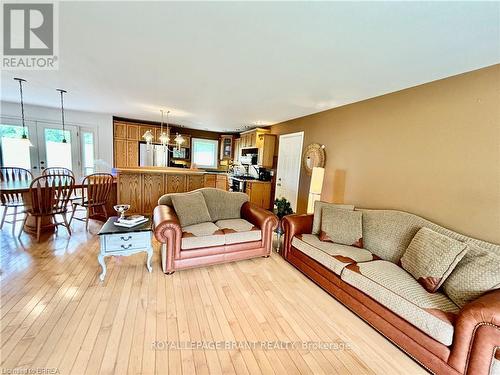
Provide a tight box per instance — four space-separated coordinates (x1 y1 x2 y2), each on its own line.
320 206 363 248
171 191 211 227
312 201 355 234
200 188 248 221
442 242 500 307
359 209 500 264
400 227 468 293
158 188 248 222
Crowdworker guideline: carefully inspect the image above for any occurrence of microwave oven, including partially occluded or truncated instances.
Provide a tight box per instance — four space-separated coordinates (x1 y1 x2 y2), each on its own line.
240 154 258 165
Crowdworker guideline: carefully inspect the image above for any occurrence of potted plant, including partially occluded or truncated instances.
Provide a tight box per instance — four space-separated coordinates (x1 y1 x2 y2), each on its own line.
273 197 294 252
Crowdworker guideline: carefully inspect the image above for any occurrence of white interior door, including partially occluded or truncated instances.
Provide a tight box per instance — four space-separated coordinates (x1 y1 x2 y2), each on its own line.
37 123 81 178
275 132 304 212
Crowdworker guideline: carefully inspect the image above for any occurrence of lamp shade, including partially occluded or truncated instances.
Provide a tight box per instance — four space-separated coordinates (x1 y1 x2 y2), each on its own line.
309 167 325 195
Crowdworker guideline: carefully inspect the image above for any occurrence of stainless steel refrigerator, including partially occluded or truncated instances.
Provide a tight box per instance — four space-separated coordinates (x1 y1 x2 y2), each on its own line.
139 143 168 167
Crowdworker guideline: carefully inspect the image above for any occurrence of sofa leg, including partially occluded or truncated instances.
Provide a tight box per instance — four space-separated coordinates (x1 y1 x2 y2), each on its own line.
263 255 270 258
166 271 175 275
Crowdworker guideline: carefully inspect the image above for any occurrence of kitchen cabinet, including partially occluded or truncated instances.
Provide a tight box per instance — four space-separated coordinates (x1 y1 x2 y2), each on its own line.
187 175 204 191
114 122 127 139
219 135 234 160
114 139 127 168
257 134 276 168
204 174 216 188
127 124 140 140
216 174 228 190
233 138 241 163
246 181 272 209
126 141 139 167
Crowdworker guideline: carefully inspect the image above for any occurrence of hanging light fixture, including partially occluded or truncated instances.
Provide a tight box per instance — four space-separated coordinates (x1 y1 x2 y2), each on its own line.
174 132 185 151
56 88 68 143
14 78 33 147
158 110 170 146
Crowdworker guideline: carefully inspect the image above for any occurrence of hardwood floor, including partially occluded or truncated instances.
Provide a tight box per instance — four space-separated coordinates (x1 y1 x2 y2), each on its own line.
1 218 427 375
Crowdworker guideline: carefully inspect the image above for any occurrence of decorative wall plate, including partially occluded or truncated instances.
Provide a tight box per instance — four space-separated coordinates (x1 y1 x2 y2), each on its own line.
302 143 326 175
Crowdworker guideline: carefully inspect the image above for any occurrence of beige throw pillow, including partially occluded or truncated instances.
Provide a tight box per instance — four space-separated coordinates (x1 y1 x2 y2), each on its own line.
312 201 355 234
400 227 468 293
171 191 212 227
320 206 363 248
442 242 500 307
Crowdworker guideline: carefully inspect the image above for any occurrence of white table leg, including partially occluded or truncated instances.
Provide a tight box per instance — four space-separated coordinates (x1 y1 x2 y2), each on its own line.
146 247 153 272
98 254 106 281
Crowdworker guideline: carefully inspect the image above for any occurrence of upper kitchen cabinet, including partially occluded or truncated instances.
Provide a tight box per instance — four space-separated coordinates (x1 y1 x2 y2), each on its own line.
239 128 276 168
219 135 234 160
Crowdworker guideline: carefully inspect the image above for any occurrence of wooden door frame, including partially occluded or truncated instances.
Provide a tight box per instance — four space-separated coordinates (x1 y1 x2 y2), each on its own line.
276 131 304 212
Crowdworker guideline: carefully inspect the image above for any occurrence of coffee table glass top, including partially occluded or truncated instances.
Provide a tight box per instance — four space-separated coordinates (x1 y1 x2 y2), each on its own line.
98 216 152 235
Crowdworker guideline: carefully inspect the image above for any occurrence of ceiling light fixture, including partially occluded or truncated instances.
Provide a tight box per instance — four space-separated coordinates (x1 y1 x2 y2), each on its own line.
14 78 33 147
159 110 170 146
56 88 68 143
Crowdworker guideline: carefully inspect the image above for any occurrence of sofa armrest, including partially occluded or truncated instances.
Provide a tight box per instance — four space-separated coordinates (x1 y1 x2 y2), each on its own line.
153 205 182 273
241 202 279 255
281 214 313 258
449 289 500 374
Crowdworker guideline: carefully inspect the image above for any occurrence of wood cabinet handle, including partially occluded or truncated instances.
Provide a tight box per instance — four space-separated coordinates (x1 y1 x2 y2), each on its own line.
120 236 132 241
120 244 133 249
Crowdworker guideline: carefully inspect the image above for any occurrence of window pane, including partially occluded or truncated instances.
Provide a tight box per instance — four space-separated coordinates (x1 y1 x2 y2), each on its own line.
0 124 31 169
45 128 72 170
82 132 94 175
192 138 218 168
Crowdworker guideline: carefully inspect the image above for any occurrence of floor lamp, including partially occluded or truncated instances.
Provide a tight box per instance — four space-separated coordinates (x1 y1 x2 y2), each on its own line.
307 167 325 214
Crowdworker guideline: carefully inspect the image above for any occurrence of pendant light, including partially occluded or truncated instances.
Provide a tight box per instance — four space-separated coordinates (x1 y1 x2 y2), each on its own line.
56 88 68 143
13 78 33 147
174 132 185 151
158 110 170 146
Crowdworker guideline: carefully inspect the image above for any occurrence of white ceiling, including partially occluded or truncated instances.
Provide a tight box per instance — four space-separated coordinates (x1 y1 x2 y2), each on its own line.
1 2 499 131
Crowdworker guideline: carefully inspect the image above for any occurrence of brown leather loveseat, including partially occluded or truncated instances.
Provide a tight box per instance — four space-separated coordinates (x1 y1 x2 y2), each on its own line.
153 188 278 274
282 203 500 375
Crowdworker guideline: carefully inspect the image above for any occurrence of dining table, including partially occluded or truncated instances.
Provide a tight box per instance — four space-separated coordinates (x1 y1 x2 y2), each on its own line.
0 178 117 235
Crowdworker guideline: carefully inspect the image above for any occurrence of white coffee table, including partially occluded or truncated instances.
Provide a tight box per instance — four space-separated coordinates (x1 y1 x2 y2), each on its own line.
97 216 153 281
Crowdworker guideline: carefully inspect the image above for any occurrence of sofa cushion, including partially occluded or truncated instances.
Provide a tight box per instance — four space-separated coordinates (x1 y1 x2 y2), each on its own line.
171 191 211 227
181 222 225 250
292 234 377 275
320 206 363 248
341 260 460 346
312 201 355 234
401 227 468 293
215 219 261 245
200 188 248 221
442 242 500 307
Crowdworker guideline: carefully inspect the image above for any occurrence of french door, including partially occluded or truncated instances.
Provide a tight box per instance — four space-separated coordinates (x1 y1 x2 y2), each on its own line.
36 123 81 177
0 120 94 179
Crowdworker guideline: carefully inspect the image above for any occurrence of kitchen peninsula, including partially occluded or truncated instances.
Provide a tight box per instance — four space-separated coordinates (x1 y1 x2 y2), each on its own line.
116 167 228 215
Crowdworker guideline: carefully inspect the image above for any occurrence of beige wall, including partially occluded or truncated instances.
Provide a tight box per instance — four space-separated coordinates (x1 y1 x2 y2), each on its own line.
271 64 500 244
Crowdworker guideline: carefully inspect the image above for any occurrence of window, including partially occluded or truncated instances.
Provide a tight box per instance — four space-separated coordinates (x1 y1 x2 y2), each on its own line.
0 124 31 169
191 138 218 169
82 131 95 175
44 128 72 170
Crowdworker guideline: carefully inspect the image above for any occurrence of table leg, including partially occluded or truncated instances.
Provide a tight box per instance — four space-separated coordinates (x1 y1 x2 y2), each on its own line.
22 192 55 234
98 254 106 281
146 247 153 272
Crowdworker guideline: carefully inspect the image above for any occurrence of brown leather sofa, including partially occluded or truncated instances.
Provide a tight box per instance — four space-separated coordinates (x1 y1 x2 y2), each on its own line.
153 188 278 274
282 208 500 375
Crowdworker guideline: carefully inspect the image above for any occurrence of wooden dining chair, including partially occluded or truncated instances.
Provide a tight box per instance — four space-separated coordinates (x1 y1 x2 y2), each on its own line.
0 167 32 235
42 167 75 177
69 173 114 231
19 174 75 242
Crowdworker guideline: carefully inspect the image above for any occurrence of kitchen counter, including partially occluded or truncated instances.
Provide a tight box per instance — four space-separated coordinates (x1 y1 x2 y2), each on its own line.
116 167 229 214
114 166 207 175
230 176 272 184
